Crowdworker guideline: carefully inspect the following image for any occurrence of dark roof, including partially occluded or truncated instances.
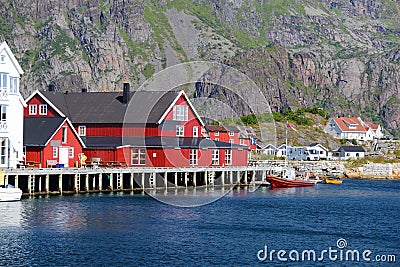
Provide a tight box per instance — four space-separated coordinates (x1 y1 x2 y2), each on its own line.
339 146 366 152
205 125 240 133
24 117 66 146
40 90 180 124
82 136 249 150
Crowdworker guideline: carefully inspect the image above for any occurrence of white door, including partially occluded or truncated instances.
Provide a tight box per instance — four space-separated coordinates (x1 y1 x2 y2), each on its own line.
59 147 69 167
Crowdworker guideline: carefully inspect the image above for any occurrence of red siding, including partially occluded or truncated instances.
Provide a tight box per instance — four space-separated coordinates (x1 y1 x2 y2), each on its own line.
209 131 240 144
25 121 83 168
25 95 60 117
124 148 248 168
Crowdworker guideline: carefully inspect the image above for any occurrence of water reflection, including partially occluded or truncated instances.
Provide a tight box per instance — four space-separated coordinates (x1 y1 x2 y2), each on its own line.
0 201 23 227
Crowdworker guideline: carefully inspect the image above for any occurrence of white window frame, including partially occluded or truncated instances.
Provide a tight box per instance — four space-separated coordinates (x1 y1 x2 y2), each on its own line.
0 73 7 90
176 125 184 137
39 104 48 115
225 150 232 165
132 148 146 165
214 131 220 137
190 149 198 166
62 126 67 143
29 104 37 115
173 105 188 121
212 149 219 165
228 131 234 136
0 138 7 165
9 77 18 94
193 126 198 137
78 126 86 136
52 147 58 158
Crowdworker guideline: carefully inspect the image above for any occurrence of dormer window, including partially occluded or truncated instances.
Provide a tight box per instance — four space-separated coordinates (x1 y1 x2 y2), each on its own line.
39 104 47 115
214 131 220 136
349 124 357 129
29 104 37 115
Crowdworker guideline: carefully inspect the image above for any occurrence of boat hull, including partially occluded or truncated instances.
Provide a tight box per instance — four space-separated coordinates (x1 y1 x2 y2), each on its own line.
0 188 23 202
266 176 315 188
324 178 342 184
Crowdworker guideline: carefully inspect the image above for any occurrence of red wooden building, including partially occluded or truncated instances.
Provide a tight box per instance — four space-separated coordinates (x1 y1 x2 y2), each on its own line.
205 125 257 151
23 117 85 167
24 84 249 167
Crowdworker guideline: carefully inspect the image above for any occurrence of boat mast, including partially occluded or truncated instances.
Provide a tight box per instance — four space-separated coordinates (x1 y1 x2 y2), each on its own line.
285 120 288 167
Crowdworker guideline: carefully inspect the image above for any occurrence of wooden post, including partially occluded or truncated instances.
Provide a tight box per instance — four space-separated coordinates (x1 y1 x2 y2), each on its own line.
15 175 19 189
38 175 42 193
164 172 168 189
237 171 240 185
99 173 102 191
45 174 49 194
109 173 113 190
28 175 32 195
193 172 197 187
184 172 188 188
141 173 145 190
85 174 89 192
130 173 134 190
204 170 208 186
229 171 233 185
74 174 78 193
252 171 256 184
221 171 225 186
174 172 178 188
92 174 96 191
244 171 248 185
59 174 63 195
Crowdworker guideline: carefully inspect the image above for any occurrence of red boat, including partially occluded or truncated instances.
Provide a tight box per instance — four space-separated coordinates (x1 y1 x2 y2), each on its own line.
266 175 316 188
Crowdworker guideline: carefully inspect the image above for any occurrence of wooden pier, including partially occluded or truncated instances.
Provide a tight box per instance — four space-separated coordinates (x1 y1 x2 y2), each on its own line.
3 166 276 197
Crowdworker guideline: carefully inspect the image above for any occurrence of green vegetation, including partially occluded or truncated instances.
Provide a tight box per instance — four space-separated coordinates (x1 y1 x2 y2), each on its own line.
345 156 400 168
142 63 155 79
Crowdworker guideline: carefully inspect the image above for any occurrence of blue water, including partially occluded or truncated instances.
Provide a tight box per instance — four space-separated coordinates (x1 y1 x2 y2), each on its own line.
0 179 399 266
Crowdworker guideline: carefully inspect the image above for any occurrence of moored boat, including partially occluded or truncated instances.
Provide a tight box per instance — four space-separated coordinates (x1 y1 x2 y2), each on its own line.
266 175 316 188
0 185 23 202
324 177 343 184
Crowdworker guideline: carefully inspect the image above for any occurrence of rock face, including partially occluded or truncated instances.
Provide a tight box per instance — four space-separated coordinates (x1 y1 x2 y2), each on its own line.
0 0 399 135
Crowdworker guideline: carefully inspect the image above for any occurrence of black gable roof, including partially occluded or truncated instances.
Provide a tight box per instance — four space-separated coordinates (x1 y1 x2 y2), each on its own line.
40 90 180 124
339 146 366 152
24 117 66 146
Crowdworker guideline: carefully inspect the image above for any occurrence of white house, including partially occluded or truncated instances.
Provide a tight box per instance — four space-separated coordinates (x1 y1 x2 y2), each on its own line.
262 144 277 156
337 146 365 160
324 117 377 141
287 143 330 161
0 41 26 168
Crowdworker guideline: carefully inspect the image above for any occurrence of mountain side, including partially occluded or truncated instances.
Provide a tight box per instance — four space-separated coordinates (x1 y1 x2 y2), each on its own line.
0 0 399 135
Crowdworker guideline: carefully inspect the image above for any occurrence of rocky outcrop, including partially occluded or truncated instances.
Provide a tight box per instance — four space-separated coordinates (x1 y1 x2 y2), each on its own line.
0 0 398 135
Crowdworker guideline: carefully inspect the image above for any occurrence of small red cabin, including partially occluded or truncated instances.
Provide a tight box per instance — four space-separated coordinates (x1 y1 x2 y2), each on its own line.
23 117 85 167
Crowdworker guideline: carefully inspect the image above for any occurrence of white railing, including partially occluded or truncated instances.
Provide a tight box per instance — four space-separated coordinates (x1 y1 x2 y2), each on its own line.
0 120 7 132
0 89 8 100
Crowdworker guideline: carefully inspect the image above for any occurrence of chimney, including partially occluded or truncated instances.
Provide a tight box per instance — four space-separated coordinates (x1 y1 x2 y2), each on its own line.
123 83 130 104
48 84 55 92
82 88 87 93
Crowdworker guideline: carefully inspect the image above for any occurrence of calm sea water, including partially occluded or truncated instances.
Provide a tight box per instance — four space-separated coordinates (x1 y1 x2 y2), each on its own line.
0 179 399 266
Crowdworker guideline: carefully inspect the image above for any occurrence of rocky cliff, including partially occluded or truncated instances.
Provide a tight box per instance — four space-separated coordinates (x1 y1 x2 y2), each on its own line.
0 0 399 135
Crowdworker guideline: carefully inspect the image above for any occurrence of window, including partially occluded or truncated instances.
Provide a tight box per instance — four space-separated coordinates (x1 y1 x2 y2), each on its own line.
228 131 234 136
78 126 86 136
214 131 219 136
225 150 232 165
193 126 198 137
52 147 58 158
69 147 74 158
173 105 188 121
0 105 6 121
9 77 18 94
212 149 219 165
240 139 245 145
29 104 37 115
215 138 219 141
0 55 5 63
0 73 7 89
190 149 198 165
62 127 67 143
39 104 47 115
176 125 184 137
0 138 6 165
132 148 146 165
